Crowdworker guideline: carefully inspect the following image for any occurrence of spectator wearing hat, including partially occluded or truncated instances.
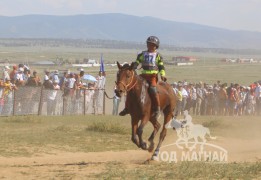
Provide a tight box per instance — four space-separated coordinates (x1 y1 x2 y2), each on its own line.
52 70 60 84
172 82 178 94
47 80 60 115
2 66 10 82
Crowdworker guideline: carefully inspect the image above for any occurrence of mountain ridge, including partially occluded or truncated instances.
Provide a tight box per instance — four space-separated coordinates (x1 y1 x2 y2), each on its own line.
0 13 261 49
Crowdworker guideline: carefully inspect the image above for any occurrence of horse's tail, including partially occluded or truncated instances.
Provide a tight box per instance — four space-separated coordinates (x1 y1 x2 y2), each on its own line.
206 128 216 140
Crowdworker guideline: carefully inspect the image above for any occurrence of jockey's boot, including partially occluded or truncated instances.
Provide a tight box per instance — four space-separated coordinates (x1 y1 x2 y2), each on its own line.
119 108 129 116
151 92 161 120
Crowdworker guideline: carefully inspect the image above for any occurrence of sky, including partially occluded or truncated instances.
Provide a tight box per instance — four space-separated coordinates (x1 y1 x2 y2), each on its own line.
0 0 261 32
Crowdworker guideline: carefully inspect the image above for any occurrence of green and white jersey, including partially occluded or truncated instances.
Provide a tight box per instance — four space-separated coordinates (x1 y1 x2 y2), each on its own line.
136 51 165 76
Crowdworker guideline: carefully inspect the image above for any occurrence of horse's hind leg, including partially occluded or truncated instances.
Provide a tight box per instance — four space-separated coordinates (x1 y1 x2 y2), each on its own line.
147 118 161 152
152 108 172 160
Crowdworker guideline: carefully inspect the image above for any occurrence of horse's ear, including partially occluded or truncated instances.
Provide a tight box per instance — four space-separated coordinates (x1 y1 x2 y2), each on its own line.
130 62 135 70
117 61 121 69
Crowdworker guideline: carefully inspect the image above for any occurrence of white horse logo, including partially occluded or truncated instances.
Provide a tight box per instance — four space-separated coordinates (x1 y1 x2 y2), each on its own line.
165 110 216 151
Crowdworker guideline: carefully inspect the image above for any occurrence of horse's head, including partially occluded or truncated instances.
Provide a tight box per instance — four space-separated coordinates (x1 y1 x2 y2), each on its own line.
115 61 136 97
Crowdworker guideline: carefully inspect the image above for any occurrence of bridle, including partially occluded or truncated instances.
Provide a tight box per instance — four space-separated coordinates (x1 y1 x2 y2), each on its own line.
116 69 137 92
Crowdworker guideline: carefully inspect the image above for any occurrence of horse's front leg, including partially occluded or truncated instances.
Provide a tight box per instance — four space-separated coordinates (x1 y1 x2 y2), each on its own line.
131 118 140 148
137 115 150 150
151 111 172 160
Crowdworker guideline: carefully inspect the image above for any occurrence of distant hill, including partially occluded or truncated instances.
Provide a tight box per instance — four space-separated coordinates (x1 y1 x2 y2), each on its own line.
1 13 261 49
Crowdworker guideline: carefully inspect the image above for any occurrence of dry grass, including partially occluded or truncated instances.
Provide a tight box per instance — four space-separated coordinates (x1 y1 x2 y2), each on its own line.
95 161 261 179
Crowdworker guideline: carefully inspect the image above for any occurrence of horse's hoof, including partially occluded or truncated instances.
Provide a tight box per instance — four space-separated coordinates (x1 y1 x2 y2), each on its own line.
148 146 154 153
141 142 148 150
147 143 154 152
151 155 159 161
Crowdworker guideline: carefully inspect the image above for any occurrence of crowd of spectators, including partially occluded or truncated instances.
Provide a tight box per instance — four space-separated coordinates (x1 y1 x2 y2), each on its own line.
1 64 260 117
0 64 106 116
172 80 261 117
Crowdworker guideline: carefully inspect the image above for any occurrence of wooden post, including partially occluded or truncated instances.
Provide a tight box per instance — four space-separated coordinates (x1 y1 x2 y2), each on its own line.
12 89 16 116
103 89 105 115
38 86 44 116
62 95 65 116
83 89 86 115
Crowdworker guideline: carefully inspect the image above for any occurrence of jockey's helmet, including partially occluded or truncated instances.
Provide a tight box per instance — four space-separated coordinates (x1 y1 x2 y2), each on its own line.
146 36 160 48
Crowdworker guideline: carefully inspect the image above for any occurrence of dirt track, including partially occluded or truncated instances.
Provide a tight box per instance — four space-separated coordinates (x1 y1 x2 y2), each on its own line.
0 116 260 179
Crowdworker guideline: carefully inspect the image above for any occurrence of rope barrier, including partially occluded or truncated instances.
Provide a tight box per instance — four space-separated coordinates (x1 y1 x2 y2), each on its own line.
104 91 114 99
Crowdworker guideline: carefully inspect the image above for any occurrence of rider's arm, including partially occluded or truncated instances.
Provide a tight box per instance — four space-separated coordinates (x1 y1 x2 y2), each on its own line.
133 52 143 69
156 53 165 76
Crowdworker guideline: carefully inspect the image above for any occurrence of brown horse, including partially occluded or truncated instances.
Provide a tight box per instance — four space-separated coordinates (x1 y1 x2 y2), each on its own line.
115 62 177 160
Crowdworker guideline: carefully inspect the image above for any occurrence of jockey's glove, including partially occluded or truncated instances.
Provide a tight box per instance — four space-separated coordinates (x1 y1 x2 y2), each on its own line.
161 76 167 82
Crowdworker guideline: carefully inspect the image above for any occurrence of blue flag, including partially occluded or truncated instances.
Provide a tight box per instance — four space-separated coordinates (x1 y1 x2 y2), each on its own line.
100 54 105 72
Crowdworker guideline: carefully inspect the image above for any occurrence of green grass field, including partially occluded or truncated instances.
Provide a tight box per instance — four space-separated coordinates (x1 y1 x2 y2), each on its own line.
0 115 134 157
1 45 260 85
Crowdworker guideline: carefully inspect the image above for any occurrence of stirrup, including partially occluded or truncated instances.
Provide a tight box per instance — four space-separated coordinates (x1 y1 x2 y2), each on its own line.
119 108 129 116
